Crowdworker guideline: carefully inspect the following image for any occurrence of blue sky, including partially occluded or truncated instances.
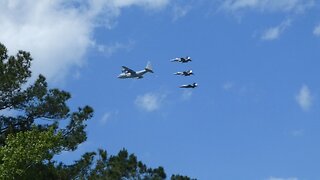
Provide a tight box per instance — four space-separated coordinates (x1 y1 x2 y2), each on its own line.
1 0 320 179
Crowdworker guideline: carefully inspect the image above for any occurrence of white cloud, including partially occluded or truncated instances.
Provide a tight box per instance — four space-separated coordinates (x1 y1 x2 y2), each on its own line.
111 0 169 9
0 0 169 83
181 90 193 100
313 24 320 37
222 82 249 95
221 0 258 11
73 70 81 80
0 1 92 82
97 41 135 57
221 0 314 13
261 19 291 40
223 82 234 91
291 129 304 137
295 85 313 111
100 112 112 125
172 5 192 21
99 110 119 125
135 92 166 112
267 177 298 180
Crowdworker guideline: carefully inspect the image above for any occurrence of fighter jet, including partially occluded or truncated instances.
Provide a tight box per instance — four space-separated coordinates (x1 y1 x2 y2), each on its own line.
174 70 194 76
179 83 198 88
171 56 192 63
118 62 153 79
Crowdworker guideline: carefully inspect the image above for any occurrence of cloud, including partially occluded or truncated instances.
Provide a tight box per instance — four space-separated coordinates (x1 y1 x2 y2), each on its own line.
313 24 320 37
222 82 249 96
222 82 234 91
0 0 169 83
291 129 304 137
99 110 119 125
0 1 93 82
181 90 193 100
135 92 166 112
100 112 112 125
266 177 298 180
295 85 313 111
110 0 169 9
172 4 192 21
261 19 291 40
220 0 314 13
96 41 135 57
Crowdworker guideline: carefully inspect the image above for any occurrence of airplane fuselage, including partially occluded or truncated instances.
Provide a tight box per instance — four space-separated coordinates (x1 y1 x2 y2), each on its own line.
174 70 193 76
118 70 148 79
179 83 198 88
171 57 192 63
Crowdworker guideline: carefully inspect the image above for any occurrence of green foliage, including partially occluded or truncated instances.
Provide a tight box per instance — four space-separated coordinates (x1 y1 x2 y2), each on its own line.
171 174 197 180
90 148 166 179
59 148 167 180
0 127 62 179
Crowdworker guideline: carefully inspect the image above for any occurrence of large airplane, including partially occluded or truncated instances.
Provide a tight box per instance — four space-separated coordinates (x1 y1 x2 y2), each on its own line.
171 56 192 63
118 62 153 79
174 70 194 76
179 83 198 88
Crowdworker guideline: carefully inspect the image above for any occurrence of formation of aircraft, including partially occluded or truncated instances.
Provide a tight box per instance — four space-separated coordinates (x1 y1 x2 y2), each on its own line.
171 56 198 88
171 56 192 63
179 83 198 88
117 56 197 89
174 70 194 76
117 62 153 79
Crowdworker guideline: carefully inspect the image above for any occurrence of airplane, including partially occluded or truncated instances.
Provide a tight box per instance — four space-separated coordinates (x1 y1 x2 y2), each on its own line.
118 62 154 79
179 83 198 88
171 56 192 63
174 70 194 76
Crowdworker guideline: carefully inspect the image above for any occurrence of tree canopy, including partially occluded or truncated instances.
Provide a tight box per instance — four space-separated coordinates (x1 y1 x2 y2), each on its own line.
0 42 195 179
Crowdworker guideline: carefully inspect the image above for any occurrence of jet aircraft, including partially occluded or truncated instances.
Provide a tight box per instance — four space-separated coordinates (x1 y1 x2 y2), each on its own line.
179 83 198 88
174 70 194 76
171 56 192 63
118 62 153 79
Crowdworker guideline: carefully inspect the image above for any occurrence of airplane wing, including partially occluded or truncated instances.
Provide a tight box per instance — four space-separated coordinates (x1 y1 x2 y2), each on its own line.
180 84 196 88
122 66 136 74
183 70 193 76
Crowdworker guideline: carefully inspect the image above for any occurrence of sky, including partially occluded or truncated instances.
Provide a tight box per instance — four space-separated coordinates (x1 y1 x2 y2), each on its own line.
1 0 320 179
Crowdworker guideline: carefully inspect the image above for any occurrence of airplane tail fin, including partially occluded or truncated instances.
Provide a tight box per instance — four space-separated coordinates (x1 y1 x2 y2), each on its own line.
145 62 154 73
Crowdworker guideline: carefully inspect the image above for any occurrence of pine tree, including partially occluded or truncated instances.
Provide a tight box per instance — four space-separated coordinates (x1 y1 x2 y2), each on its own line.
0 42 93 178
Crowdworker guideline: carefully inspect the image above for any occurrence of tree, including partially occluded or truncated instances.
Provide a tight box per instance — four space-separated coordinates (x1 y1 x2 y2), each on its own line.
0 42 93 178
0 42 93 150
171 175 197 180
0 127 61 179
0 42 195 179
55 148 167 179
